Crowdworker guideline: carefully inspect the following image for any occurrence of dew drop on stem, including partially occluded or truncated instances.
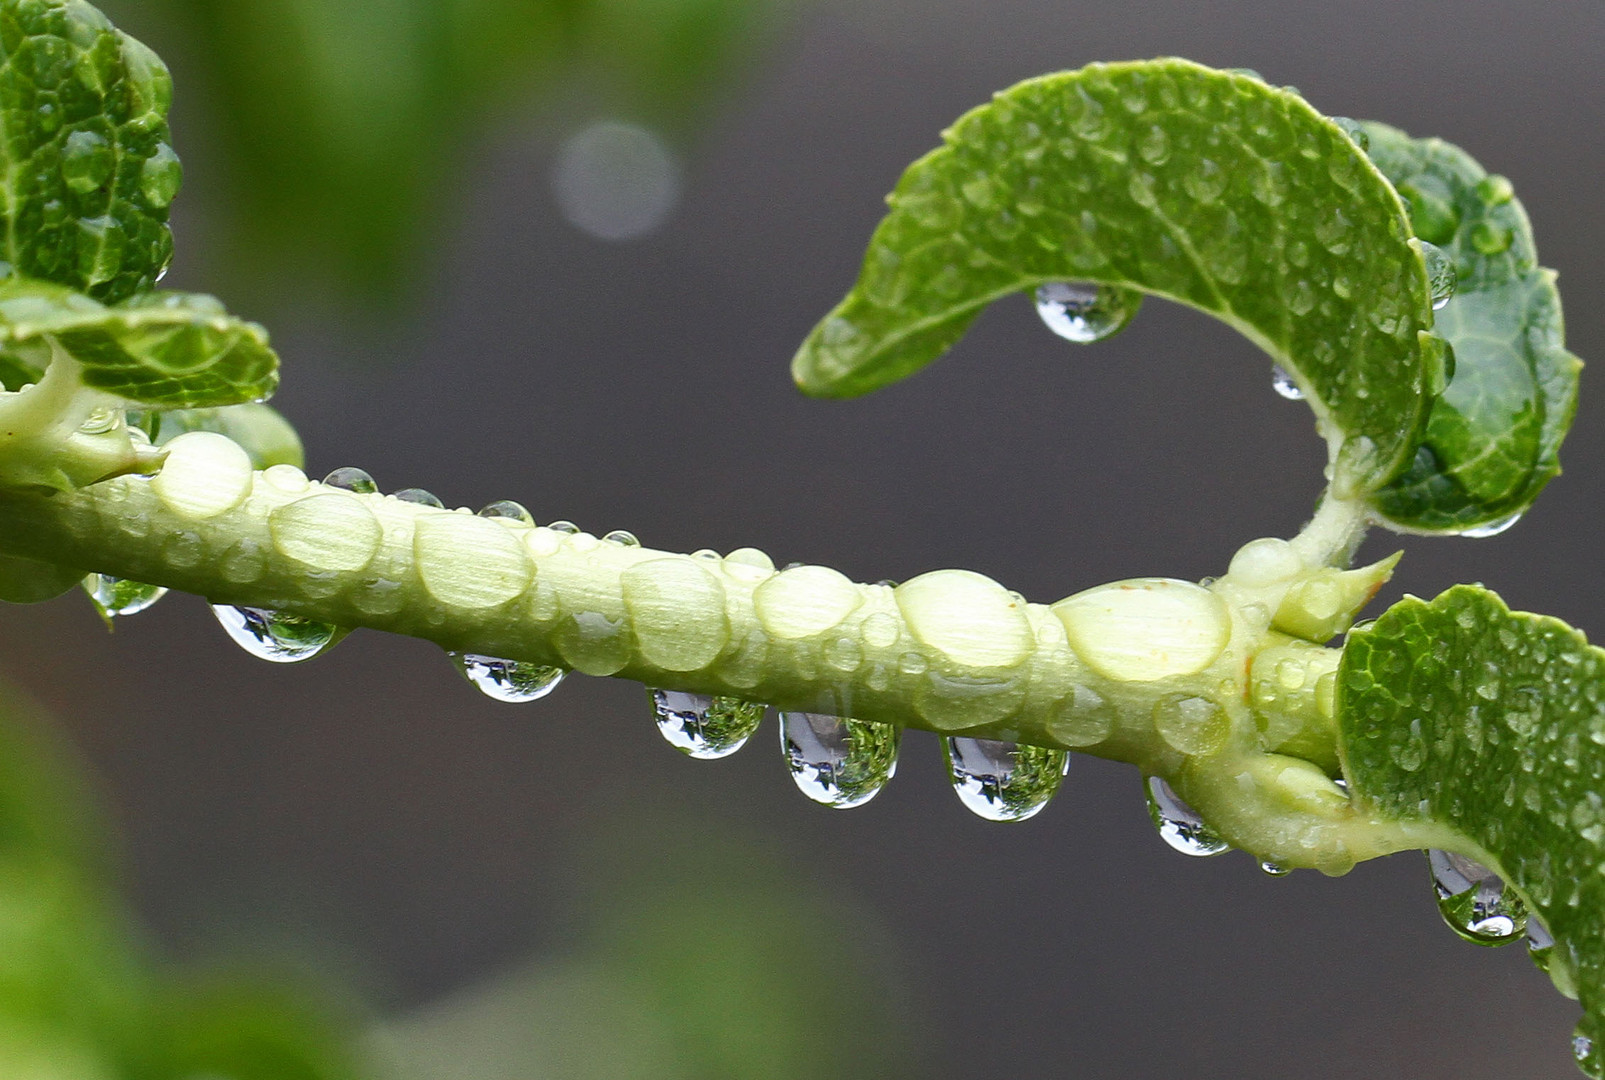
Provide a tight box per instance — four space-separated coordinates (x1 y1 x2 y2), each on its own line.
649 689 765 759
82 574 167 618
323 467 377 494
1427 848 1528 944
211 605 343 663
780 711 900 808
478 501 534 525
945 737 1068 822
450 653 565 703
1145 775 1230 856
394 488 444 508
1033 282 1141 343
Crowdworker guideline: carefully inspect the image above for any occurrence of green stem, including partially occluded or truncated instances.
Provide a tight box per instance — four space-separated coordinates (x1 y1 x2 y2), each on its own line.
0 432 1425 869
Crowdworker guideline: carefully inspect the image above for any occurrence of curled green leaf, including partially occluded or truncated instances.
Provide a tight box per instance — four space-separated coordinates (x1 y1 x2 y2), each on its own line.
0 279 279 408
1339 586 1605 1075
792 59 1442 495
0 0 179 302
1359 124 1581 534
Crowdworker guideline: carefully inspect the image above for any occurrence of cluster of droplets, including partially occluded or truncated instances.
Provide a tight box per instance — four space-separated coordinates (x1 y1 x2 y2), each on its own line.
1033 281 1142 344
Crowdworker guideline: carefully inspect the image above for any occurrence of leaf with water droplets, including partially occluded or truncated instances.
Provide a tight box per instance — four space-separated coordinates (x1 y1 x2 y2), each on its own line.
1359 123 1580 534
1339 586 1605 1072
0 279 279 408
0 2 178 301
792 60 1440 495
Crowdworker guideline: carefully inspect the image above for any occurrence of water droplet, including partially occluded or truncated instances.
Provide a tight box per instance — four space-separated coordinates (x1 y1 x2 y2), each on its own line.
753 564 862 640
945 737 1068 822
150 432 254 520
1527 915 1556 972
1418 241 1457 310
394 488 444 508
82 573 166 618
211 605 342 663
1459 511 1523 538
622 557 729 671
415 515 535 610
1137 125 1170 165
140 143 182 208
1271 364 1304 400
1152 694 1230 757
547 520 580 535
603 530 639 547
451 653 564 702
780 711 900 809
1033 282 1141 344
1329 116 1370 152
61 129 113 194
1182 158 1226 204
323 467 377 494
1055 579 1230 682
1145 776 1230 856
1574 1031 1596 1070
478 500 533 524
649 689 765 759
895 569 1032 670
1259 860 1291 876
1470 221 1513 256
1428 848 1528 944
78 404 118 434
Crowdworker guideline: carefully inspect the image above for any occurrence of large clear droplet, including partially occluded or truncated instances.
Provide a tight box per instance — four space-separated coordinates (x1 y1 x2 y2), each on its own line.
82 573 167 618
1428 848 1528 945
1459 511 1523 539
1259 860 1291 876
450 652 565 702
944 737 1069 822
1419 241 1458 310
1270 364 1304 400
211 605 343 663
649 689 765 759
323 467 377 494
395 488 444 508
478 500 533 525
780 711 900 809
1145 775 1231 856
1033 282 1141 344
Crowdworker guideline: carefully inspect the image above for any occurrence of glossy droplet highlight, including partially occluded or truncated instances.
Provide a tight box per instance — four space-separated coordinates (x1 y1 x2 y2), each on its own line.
82 574 166 618
1145 776 1229 856
622 557 729 671
547 520 581 535
945 737 1068 822
649 689 765 759
1270 364 1303 400
1418 241 1457 310
603 530 640 547
895 569 1032 670
1152 694 1230 757
323 467 377 494
478 500 533 524
1458 511 1523 539
211 605 342 663
1428 848 1528 945
270 494 383 573
1054 579 1231 682
1033 282 1141 344
415 515 535 610
780 712 900 809
450 653 564 703
753 565 861 640
394 488 444 508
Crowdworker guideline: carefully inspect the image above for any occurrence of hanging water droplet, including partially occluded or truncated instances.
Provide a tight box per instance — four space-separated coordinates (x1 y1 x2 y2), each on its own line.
1458 511 1523 539
604 530 640 547
394 488 444 508
82 573 167 618
1328 116 1370 153
478 500 533 524
323 467 377 494
1145 776 1230 856
1574 1030 1597 1071
1470 221 1513 256
1033 282 1141 344
211 605 343 663
1259 860 1291 876
78 405 119 434
649 688 765 759
780 711 900 809
1527 915 1556 973
450 653 565 702
1270 364 1304 400
945 737 1068 822
1428 848 1528 945
1419 241 1457 310
547 520 580 535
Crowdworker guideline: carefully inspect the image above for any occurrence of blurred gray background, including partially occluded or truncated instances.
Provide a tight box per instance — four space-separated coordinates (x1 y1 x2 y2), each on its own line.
3 0 1604 1076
